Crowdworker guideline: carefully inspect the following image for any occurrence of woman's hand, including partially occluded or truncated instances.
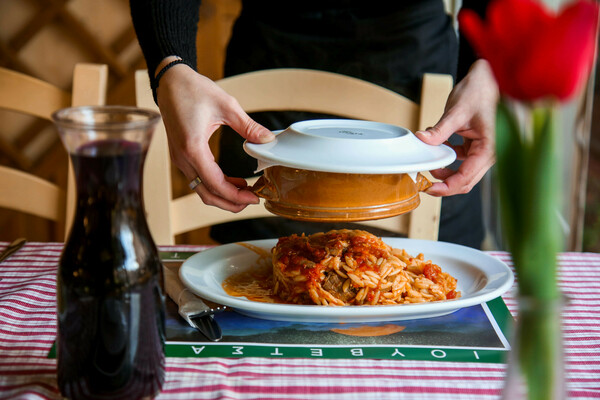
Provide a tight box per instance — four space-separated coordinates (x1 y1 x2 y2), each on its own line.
155 58 275 212
415 59 499 196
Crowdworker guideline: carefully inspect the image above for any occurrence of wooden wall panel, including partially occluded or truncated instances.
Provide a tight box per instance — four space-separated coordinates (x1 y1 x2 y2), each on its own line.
0 0 240 243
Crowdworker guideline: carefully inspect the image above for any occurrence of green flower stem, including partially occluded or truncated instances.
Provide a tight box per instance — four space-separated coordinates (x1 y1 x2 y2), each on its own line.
496 97 563 399
496 98 561 300
515 298 564 400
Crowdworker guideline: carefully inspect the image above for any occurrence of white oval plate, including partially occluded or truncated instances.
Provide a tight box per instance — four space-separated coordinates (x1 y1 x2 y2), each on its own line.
179 238 514 323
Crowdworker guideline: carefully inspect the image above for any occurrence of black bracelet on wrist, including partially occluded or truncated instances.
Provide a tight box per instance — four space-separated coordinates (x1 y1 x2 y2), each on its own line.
151 59 187 91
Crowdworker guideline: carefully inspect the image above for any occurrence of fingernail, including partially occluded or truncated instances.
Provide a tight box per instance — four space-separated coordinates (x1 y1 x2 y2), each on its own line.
416 130 431 137
258 131 276 143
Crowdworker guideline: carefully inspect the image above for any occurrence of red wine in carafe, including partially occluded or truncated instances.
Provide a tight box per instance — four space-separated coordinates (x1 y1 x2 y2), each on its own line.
57 139 165 399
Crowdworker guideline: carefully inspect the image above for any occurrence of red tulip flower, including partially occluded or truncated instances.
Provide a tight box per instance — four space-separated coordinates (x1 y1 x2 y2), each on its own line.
460 2 599 399
459 0 599 102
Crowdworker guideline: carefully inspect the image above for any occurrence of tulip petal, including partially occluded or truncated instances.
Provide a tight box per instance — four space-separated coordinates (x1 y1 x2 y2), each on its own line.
547 0 599 100
488 0 552 53
518 0 599 100
487 0 554 99
460 0 599 101
458 9 489 57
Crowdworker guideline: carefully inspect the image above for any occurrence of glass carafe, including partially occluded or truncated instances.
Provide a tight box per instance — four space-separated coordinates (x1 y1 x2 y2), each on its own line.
52 106 165 400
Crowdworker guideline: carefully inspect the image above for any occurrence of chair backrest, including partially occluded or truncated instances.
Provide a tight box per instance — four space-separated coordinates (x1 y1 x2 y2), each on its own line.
0 64 108 238
136 68 453 245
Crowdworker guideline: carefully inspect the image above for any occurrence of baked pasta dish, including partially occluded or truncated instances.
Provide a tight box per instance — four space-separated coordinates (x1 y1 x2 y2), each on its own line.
272 229 460 306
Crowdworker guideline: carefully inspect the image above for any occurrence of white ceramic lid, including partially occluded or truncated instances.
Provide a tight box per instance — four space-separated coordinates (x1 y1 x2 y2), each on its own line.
244 119 456 174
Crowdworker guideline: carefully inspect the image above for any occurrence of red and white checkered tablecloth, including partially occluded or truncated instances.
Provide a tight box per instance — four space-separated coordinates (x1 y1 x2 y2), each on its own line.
0 242 599 399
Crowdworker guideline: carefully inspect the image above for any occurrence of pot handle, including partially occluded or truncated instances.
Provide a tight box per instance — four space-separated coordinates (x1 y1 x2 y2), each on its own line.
416 172 433 193
250 175 278 201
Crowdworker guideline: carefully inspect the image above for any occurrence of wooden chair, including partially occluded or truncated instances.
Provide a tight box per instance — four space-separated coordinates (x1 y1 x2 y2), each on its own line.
136 68 453 245
0 64 108 239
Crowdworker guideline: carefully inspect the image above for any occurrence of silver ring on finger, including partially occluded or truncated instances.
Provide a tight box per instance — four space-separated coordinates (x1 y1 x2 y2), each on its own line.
188 176 202 190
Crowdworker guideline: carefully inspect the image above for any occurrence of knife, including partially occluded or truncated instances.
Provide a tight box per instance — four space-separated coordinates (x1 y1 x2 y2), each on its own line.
162 264 225 341
0 238 26 263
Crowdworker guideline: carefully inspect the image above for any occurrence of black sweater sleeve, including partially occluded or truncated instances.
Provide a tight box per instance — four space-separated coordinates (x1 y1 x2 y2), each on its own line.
129 0 201 95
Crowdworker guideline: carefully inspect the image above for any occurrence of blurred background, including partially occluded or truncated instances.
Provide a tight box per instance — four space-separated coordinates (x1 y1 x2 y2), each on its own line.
0 0 597 251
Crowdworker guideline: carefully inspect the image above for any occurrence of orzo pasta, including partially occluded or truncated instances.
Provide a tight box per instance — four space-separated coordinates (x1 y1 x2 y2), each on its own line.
272 229 460 306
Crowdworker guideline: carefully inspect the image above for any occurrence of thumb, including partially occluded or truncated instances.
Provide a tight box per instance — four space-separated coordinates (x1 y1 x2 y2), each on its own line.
415 110 464 146
228 112 275 144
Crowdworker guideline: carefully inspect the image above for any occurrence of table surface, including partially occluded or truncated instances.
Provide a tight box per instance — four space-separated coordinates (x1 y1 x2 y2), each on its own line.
1 242 599 400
